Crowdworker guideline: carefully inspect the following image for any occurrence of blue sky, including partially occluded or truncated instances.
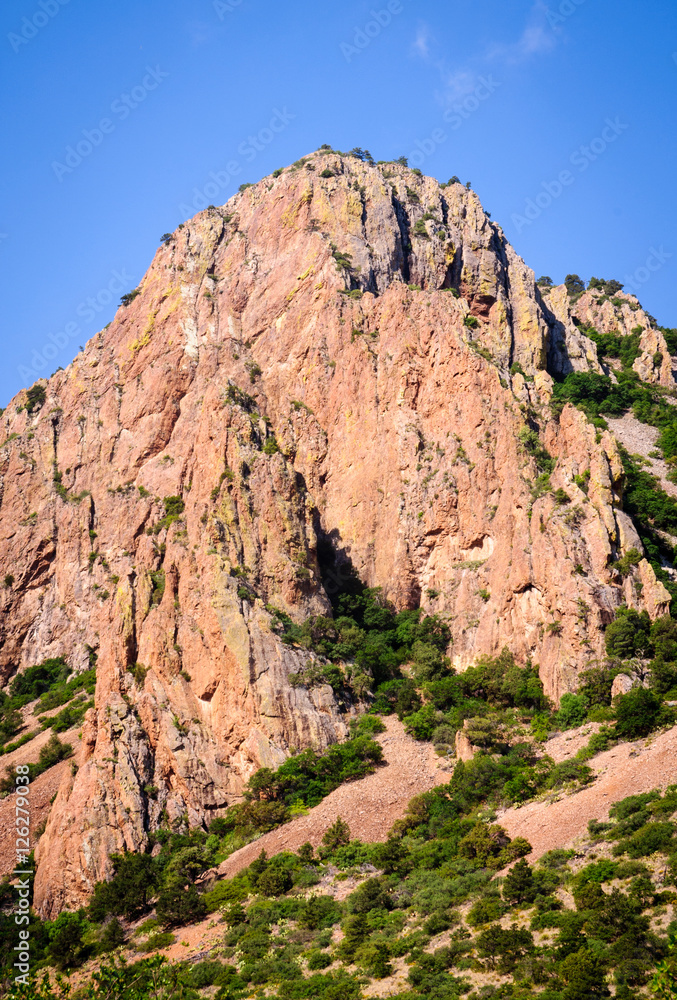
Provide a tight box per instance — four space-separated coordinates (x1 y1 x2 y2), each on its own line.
1 0 676 406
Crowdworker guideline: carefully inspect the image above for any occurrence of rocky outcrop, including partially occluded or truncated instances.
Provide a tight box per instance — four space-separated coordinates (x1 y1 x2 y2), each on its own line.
0 150 668 915
544 285 674 387
541 284 604 377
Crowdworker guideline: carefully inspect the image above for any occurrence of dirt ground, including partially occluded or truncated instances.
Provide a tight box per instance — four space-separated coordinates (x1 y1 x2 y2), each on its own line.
217 715 452 878
606 412 677 499
218 718 677 880
499 723 677 859
47 716 677 991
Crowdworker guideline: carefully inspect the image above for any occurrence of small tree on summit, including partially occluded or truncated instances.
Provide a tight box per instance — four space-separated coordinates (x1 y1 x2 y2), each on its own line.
565 274 585 295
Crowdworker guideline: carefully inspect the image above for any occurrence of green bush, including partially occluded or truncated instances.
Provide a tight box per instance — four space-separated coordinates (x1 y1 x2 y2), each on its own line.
9 657 71 701
151 495 185 533
243 734 383 815
257 866 293 897
467 895 507 926
605 607 651 658
156 882 206 928
120 287 141 306
306 949 332 969
613 822 675 858
320 816 351 855
614 687 670 740
25 383 46 413
137 931 175 952
403 704 438 740
89 851 157 921
556 693 589 729
48 911 88 970
97 917 125 953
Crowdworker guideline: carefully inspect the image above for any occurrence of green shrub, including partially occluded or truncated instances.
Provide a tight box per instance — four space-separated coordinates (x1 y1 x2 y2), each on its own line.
467 895 507 926
120 288 141 306
614 687 671 739
606 606 652 658
156 882 206 928
576 726 614 761
320 816 351 854
556 693 589 729
137 931 175 952
503 859 539 905
97 918 125 953
257 866 293 897
89 851 157 922
403 705 438 740
613 822 675 858
48 911 88 970
306 949 332 970
25 383 46 413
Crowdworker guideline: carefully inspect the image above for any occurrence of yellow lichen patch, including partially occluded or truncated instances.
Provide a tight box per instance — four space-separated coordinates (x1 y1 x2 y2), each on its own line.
162 298 182 320
144 309 159 335
301 187 313 205
314 281 324 291
347 190 363 219
281 201 302 229
129 330 151 354
297 267 313 281
115 582 134 640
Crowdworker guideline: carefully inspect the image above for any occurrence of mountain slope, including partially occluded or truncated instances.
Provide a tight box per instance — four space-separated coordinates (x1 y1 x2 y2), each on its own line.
0 149 672 917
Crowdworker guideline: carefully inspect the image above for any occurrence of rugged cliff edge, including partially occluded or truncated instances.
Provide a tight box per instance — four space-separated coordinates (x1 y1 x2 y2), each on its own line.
0 150 671 916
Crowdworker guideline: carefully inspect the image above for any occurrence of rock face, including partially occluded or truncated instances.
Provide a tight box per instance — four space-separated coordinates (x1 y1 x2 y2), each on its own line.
0 151 669 916
545 285 675 387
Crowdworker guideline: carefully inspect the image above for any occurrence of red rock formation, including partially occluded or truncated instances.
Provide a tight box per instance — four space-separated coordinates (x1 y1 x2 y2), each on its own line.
0 151 668 915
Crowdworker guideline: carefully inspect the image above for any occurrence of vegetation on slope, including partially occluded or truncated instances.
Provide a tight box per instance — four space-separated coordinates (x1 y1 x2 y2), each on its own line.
3 589 677 999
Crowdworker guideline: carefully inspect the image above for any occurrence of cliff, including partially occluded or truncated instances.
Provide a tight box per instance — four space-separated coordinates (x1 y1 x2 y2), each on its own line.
0 150 670 915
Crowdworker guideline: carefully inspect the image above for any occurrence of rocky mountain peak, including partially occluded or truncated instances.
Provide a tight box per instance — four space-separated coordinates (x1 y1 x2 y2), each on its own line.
0 149 672 916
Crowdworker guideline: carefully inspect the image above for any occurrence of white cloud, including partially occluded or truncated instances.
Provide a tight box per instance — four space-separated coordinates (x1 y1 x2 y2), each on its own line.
427 3 557 111
485 4 555 64
440 68 481 104
412 23 431 59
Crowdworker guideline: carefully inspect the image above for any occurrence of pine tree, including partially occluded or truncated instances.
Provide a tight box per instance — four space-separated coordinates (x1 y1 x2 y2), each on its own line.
503 858 538 905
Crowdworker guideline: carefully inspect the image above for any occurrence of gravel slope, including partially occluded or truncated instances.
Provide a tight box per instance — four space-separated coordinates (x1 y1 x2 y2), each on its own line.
217 716 451 878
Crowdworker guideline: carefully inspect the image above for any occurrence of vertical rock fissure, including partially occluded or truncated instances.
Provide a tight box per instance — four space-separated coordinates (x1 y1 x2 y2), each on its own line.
391 195 411 283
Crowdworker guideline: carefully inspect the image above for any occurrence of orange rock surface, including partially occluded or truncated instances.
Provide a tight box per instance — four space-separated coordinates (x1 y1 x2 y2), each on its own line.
0 152 668 915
